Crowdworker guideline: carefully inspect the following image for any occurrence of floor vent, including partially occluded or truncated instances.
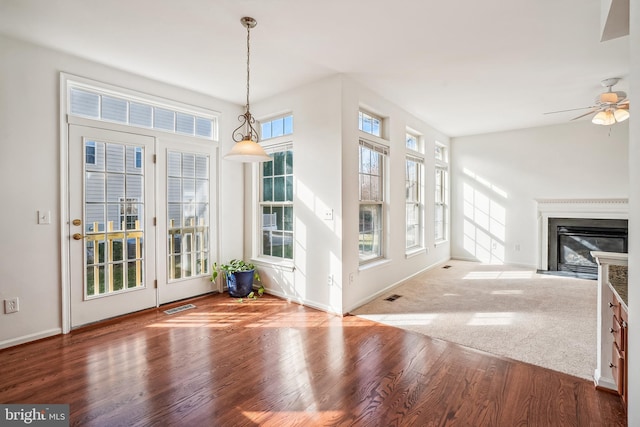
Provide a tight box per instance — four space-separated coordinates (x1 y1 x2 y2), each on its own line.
164 304 196 315
442 265 452 269
384 294 402 302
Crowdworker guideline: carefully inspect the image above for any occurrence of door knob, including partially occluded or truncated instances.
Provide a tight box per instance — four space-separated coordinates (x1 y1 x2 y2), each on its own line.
72 233 84 240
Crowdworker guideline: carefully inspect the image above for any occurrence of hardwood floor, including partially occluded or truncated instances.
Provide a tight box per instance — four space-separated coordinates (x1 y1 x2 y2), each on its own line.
0 293 626 426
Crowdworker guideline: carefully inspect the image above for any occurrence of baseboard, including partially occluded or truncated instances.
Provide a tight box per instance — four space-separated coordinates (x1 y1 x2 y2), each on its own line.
264 288 341 316
594 369 617 391
0 328 62 350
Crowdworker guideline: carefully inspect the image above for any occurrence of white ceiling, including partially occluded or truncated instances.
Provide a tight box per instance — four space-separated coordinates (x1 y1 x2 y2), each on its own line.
0 0 630 137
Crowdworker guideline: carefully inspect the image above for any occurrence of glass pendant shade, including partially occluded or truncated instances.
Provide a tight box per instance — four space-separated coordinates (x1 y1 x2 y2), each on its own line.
224 136 271 162
613 108 630 123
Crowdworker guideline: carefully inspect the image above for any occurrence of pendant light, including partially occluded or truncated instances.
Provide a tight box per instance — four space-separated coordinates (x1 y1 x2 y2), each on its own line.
224 17 271 162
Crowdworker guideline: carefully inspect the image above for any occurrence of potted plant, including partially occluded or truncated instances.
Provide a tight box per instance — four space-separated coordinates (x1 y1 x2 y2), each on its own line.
211 259 262 298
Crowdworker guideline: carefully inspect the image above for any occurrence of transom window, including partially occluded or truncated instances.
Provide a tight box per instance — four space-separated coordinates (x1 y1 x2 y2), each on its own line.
69 86 216 140
260 145 294 260
358 110 382 137
406 132 420 152
359 139 388 263
261 115 293 141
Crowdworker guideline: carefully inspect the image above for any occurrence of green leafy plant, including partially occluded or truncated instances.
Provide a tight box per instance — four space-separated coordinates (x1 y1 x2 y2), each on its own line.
211 259 264 301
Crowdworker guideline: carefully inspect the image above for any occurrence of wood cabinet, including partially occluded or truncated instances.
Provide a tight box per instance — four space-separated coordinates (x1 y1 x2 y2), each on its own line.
609 289 628 409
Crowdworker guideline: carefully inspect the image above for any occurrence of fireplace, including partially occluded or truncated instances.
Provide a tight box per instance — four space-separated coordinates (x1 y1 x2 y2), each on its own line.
547 218 628 278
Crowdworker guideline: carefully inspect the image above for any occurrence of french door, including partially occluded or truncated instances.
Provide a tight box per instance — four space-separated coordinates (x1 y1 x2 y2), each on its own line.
69 125 157 327
68 125 217 328
156 138 217 304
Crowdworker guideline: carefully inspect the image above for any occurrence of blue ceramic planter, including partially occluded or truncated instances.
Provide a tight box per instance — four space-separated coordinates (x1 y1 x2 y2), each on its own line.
226 270 255 297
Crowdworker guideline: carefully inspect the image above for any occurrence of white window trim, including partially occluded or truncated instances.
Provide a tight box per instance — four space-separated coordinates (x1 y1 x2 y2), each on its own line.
252 141 295 267
405 154 425 253
358 138 389 265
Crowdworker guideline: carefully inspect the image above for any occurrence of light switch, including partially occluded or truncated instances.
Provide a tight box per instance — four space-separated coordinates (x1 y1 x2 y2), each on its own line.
37 210 51 225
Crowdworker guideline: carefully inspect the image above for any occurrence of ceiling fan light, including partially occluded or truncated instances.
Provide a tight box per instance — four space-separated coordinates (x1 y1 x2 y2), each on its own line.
591 111 608 125
613 108 630 123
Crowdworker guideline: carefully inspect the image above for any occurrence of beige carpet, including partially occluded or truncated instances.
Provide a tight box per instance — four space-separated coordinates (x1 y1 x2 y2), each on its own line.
351 260 597 380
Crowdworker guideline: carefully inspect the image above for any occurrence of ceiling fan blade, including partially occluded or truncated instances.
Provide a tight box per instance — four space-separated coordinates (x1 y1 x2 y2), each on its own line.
570 109 599 121
543 106 597 115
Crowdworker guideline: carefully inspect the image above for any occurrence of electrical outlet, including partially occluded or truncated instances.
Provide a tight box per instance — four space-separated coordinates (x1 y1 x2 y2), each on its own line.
328 274 333 287
5 297 19 314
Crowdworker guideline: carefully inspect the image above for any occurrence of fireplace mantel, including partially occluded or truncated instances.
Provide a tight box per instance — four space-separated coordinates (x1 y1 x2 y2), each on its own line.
536 198 629 270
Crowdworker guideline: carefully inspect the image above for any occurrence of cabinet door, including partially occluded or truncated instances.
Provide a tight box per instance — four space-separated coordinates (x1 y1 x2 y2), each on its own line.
611 343 624 396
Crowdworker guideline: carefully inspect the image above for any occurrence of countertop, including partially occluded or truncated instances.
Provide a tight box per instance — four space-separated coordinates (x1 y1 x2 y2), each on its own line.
608 264 628 309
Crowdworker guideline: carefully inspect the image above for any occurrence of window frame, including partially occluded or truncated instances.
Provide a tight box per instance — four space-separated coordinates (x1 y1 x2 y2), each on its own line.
358 139 388 264
358 110 383 138
405 154 424 252
435 142 449 243
258 142 294 262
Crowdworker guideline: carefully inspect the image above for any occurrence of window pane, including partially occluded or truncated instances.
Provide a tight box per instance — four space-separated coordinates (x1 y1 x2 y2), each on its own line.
70 88 99 118
195 117 213 138
101 96 128 123
284 115 293 134
263 177 273 202
261 121 272 140
154 107 175 131
130 102 153 127
406 134 417 150
285 150 293 174
176 113 195 135
263 159 273 177
272 118 284 137
285 175 293 202
274 177 285 201
273 151 285 176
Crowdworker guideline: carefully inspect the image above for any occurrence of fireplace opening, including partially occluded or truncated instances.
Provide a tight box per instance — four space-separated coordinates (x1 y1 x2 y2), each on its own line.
547 218 628 279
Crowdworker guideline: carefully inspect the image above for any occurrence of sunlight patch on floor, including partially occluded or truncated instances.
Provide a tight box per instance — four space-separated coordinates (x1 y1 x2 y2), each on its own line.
464 271 533 280
467 312 515 326
357 313 438 326
491 290 524 295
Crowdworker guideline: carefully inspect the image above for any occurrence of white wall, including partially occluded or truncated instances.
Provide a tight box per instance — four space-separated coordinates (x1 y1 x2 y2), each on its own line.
627 0 638 423
0 34 244 347
340 77 451 312
248 76 345 313
245 76 452 315
450 121 629 268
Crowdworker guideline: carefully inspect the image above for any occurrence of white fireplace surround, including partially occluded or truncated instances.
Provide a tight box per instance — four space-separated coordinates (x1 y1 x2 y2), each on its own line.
536 198 629 270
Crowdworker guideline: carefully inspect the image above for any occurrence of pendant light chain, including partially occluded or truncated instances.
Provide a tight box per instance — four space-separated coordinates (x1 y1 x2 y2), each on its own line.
245 22 251 110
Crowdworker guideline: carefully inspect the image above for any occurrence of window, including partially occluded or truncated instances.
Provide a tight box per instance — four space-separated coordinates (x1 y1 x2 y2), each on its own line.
134 147 142 169
406 155 423 250
167 151 210 280
69 86 216 140
406 133 418 151
358 110 382 137
435 143 449 242
261 145 294 260
85 141 96 165
261 115 293 141
359 139 387 263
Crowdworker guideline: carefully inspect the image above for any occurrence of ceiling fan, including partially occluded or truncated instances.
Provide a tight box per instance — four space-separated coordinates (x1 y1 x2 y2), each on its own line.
544 77 630 125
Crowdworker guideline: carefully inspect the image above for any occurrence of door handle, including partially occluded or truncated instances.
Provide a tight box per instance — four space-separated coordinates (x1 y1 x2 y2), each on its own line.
72 233 85 240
